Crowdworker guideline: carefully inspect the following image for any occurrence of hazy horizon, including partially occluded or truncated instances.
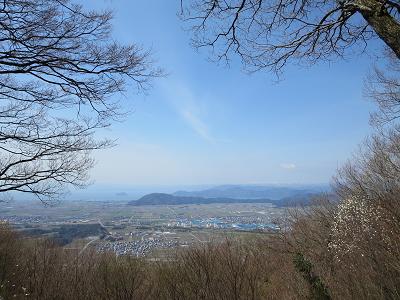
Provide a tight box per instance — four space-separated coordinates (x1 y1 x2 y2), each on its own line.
62 182 331 202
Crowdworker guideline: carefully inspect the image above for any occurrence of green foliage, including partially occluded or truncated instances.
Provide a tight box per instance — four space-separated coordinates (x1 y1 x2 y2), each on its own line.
293 253 331 300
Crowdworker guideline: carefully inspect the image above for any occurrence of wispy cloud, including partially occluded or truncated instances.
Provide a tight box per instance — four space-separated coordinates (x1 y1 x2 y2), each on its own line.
280 163 296 170
162 80 216 143
180 108 213 142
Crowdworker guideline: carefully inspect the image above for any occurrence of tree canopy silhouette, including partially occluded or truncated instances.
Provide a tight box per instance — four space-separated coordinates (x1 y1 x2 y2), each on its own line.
0 0 160 201
181 0 400 72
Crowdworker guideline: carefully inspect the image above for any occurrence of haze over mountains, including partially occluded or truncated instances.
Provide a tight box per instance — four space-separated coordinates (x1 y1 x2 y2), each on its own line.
128 184 330 207
60 184 329 202
173 184 328 200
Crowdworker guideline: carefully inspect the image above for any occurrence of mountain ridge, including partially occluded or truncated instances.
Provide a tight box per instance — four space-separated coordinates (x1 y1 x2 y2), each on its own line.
128 192 320 207
172 184 328 200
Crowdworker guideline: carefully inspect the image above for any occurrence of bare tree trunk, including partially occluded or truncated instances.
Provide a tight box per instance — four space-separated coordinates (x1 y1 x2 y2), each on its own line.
357 0 400 59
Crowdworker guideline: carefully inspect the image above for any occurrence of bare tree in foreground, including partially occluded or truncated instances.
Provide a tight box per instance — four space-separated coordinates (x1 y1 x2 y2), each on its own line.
181 0 400 72
366 49 400 126
0 0 161 202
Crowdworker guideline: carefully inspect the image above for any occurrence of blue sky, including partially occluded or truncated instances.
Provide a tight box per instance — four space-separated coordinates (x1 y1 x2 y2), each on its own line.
81 0 379 187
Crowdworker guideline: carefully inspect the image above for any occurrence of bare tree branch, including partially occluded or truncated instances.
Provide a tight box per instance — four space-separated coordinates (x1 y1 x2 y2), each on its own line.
0 0 162 202
181 0 400 73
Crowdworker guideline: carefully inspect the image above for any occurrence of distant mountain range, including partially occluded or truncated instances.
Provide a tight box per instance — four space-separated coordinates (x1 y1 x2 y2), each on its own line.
127 185 332 207
173 184 328 200
128 191 328 207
